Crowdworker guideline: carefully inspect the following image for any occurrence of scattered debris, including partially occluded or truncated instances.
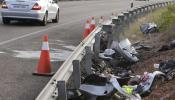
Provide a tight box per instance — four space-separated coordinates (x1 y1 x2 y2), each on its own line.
157 59 175 80
158 40 175 52
99 49 116 60
79 74 141 100
116 38 139 62
68 20 175 100
69 70 165 100
140 23 158 35
132 41 152 51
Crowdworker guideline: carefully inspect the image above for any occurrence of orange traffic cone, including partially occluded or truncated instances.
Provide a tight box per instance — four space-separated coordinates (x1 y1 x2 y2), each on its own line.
83 20 91 39
90 17 96 32
33 35 54 76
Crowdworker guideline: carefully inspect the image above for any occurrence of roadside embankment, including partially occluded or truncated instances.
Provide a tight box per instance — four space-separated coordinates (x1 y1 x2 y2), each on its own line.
123 4 175 99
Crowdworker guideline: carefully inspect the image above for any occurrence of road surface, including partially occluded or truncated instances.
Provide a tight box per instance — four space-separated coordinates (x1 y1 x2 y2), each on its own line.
0 0 166 99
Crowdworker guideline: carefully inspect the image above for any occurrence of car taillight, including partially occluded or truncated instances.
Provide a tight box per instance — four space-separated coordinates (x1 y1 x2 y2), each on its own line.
2 1 8 9
32 3 41 10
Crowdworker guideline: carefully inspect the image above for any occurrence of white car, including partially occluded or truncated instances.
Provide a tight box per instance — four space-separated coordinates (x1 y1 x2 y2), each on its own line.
1 0 59 26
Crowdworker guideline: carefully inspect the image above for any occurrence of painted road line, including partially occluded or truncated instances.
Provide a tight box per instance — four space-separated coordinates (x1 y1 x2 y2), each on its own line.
0 19 81 46
13 48 73 62
0 9 119 46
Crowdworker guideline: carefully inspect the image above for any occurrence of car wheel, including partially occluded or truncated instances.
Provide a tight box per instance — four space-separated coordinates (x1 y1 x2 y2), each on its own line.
2 18 10 24
52 10 59 23
40 12 48 26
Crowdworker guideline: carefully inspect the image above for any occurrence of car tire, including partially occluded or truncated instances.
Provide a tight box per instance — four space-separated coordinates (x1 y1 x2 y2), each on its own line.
2 18 10 24
52 10 59 23
40 12 48 26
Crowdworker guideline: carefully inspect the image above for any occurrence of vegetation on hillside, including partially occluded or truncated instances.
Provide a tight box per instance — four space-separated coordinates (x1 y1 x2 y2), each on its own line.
124 4 175 41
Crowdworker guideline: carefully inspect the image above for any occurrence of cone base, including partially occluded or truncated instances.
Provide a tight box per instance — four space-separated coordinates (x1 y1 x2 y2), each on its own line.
32 72 54 76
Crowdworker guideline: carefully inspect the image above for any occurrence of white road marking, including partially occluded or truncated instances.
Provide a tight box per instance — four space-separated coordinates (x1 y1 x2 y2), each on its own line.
0 19 80 46
55 40 65 43
63 45 76 50
13 49 72 62
0 0 161 46
0 51 5 54
0 9 118 46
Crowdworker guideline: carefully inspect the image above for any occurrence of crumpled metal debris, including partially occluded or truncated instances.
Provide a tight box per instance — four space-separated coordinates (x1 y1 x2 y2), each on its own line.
116 39 139 62
158 59 175 80
158 40 175 52
98 39 139 70
132 41 152 51
99 49 116 60
140 23 158 35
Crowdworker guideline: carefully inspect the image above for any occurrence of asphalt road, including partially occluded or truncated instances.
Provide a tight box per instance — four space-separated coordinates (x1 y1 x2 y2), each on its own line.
0 0 166 100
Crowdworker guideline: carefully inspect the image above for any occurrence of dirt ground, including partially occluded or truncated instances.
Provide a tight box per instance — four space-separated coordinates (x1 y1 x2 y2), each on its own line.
131 27 175 100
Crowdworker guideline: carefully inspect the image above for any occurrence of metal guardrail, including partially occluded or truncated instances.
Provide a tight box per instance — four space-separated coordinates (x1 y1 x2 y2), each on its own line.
36 1 175 100
36 26 102 100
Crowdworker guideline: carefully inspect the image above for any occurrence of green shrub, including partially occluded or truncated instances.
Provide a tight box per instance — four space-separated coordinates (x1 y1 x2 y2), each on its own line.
123 4 175 40
157 4 175 31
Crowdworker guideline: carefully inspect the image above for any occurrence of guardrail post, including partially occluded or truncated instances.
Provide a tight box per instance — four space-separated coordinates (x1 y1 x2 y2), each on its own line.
148 5 152 13
163 2 166 7
152 4 155 10
132 9 137 21
112 18 121 41
118 14 125 24
102 24 113 48
94 33 101 59
140 6 145 16
84 46 93 75
145 6 149 14
144 6 148 14
128 10 134 23
137 7 142 17
167 1 170 5
156 3 159 8
167 2 169 5
161 3 164 7
162 2 164 7
164 2 167 6
154 3 157 8
166 2 169 6
123 12 130 27
151 4 155 12
72 60 81 89
158 3 161 8
57 81 67 100
118 14 125 32
166 2 168 6
147 5 151 13
153 4 156 10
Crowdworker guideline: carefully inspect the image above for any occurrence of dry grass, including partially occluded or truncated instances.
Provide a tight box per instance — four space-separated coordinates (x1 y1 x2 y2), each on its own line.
123 4 175 43
123 8 167 42
127 5 175 99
